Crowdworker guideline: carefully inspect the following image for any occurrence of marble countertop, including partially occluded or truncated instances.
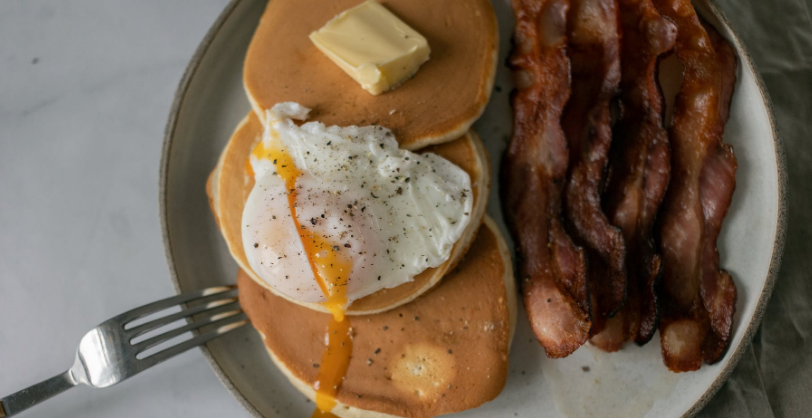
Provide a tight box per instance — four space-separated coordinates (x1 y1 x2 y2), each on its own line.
0 1 247 417
2 1 811 418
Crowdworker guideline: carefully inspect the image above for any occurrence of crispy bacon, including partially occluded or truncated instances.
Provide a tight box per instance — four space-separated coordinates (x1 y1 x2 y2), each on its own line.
590 0 676 352
699 20 738 364
502 0 591 358
560 0 625 333
652 0 738 372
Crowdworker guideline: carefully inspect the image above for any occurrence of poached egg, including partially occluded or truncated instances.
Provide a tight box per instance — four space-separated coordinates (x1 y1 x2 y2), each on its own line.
241 103 473 314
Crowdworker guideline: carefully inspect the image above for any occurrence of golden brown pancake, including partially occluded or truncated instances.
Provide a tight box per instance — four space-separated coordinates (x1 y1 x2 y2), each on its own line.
240 217 516 418
243 0 498 150
206 113 490 315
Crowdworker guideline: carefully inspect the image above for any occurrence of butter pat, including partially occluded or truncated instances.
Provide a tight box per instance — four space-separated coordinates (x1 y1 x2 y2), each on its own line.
309 1 430 95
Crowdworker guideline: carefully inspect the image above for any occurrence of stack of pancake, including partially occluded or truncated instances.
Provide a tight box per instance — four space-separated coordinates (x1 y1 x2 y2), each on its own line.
205 1 516 416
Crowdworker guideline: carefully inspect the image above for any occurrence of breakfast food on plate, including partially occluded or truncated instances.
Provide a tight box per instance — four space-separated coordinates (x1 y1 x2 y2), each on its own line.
206 112 503 415
653 1 738 372
206 0 511 415
590 0 676 351
239 217 516 418
560 0 627 333
244 102 479 313
206 1 740 415
243 0 498 149
207 111 489 316
502 0 591 359
309 1 431 96
502 0 739 371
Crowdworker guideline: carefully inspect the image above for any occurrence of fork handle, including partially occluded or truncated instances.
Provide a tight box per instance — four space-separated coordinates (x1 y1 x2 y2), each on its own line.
0 371 78 417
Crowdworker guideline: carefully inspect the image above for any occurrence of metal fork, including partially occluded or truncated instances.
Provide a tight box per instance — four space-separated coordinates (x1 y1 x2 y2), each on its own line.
0 286 247 417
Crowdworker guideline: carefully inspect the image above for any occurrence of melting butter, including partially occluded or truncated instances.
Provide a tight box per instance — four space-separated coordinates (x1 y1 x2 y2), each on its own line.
309 0 430 95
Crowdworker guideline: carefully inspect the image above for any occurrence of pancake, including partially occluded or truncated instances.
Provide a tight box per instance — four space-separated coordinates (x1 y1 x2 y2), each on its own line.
206 113 490 315
239 216 516 418
243 0 498 150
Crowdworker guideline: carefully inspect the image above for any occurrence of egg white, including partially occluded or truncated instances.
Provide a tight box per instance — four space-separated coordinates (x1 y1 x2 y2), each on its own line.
242 103 473 305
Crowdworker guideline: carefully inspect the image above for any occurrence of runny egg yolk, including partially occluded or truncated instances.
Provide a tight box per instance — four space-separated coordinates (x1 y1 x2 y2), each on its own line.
311 318 352 417
250 135 352 417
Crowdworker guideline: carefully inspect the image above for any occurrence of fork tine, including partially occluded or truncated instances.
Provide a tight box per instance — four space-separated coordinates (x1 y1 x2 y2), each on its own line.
132 302 242 352
113 286 237 325
126 297 238 339
137 312 248 369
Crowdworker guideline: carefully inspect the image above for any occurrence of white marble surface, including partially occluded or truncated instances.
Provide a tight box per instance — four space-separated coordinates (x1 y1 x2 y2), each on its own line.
0 1 250 417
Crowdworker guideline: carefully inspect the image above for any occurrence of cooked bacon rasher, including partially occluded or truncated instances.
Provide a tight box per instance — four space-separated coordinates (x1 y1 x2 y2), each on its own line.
560 0 626 334
502 0 591 358
589 0 676 352
652 0 738 372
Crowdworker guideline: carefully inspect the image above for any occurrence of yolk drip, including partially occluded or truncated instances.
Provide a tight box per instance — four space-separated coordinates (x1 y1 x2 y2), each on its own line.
311 409 341 418
312 317 353 416
250 135 353 416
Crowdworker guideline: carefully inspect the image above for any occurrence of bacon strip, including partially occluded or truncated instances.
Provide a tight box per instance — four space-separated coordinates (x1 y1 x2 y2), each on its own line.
560 0 625 333
652 0 738 372
699 21 738 364
502 0 591 358
590 0 676 351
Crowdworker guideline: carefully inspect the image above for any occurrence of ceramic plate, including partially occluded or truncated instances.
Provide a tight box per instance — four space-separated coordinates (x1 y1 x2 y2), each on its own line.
160 0 787 416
